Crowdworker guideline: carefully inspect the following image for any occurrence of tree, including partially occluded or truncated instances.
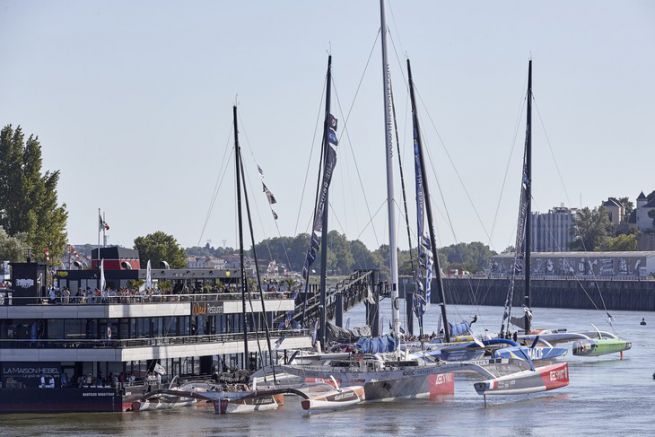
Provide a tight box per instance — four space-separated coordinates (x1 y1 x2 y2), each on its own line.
350 239 381 270
0 125 68 263
134 231 187 268
570 207 611 251
0 226 29 261
598 234 637 251
439 242 496 273
618 197 634 223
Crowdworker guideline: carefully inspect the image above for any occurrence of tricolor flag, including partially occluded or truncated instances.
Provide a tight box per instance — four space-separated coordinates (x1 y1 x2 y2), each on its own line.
98 212 109 231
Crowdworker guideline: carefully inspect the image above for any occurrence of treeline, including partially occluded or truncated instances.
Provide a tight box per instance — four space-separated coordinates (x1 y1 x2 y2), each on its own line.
187 231 497 276
569 193 654 252
0 125 67 263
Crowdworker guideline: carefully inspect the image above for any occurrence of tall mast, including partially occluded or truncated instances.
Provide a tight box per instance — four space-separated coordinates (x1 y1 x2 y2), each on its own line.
379 0 400 344
407 59 450 343
524 60 532 333
318 55 332 348
234 105 250 366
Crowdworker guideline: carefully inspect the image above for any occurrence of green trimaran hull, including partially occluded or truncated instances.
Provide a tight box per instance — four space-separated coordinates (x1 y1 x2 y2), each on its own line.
572 338 632 356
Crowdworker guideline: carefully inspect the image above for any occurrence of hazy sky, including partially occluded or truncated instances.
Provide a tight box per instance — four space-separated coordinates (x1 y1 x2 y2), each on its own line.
1 0 654 253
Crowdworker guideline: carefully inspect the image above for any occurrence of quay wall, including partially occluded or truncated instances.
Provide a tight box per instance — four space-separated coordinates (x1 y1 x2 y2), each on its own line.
400 278 655 312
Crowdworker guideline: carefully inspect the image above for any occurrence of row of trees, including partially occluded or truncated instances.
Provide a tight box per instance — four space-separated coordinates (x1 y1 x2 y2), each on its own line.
187 231 497 276
0 125 68 263
571 206 637 251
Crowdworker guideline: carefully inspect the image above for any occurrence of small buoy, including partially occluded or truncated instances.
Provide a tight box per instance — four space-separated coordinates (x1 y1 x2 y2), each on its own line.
640 318 647 326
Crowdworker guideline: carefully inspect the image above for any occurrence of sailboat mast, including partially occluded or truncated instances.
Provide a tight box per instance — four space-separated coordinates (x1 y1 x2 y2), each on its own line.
379 0 401 343
318 55 332 349
234 105 250 366
524 60 532 334
407 59 450 343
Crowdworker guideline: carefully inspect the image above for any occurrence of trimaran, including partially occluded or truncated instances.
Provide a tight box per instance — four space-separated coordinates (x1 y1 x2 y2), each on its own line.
275 0 570 409
499 60 632 359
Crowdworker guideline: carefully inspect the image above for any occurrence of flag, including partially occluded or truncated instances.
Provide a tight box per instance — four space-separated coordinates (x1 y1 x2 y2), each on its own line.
271 210 278 220
98 212 109 231
257 165 264 176
146 259 153 289
262 183 277 205
153 363 166 375
99 259 106 291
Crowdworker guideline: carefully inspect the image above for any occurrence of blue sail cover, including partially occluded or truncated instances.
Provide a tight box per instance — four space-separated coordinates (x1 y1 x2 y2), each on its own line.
301 114 338 281
356 335 397 354
448 321 471 337
413 125 432 318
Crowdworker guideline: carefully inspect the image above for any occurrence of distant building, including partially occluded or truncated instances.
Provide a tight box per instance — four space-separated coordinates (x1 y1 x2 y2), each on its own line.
490 251 655 277
601 197 624 227
530 206 576 252
636 191 655 232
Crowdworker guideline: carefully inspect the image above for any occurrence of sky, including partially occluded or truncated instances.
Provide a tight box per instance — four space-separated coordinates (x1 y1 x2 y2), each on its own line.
1 0 654 253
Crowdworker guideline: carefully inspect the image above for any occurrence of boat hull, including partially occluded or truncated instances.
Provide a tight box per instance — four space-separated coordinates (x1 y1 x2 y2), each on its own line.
572 339 632 357
474 362 569 395
301 386 365 411
213 394 284 414
0 387 139 413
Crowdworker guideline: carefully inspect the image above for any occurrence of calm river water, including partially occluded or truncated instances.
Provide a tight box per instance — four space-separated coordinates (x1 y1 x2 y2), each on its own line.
1 304 653 436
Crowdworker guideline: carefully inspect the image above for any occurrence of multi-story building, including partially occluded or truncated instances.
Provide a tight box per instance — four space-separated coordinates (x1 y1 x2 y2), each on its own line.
530 206 576 252
601 197 625 227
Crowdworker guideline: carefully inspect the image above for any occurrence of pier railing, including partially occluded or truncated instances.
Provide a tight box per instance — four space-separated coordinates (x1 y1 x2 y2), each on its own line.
0 328 308 349
0 291 293 306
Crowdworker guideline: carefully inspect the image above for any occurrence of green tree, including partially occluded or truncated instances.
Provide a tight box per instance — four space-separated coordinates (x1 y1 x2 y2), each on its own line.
598 234 637 251
439 242 496 273
570 207 611 251
0 125 68 263
618 197 634 223
326 230 353 275
0 226 29 261
350 239 381 270
134 231 187 268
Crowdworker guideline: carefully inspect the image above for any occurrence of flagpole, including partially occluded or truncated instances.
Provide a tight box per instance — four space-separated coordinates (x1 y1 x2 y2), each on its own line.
103 211 107 247
97 208 101 248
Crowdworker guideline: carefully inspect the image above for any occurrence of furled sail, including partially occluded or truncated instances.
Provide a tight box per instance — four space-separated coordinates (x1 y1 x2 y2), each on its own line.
301 114 338 280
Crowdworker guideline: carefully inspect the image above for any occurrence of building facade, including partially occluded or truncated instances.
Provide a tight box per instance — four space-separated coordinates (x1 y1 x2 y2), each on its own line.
530 206 576 252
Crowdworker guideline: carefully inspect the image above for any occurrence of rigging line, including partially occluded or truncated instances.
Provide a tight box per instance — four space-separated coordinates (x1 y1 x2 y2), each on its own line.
294 73 327 236
197 125 234 245
386 0 407 63
327 28 382 246
355 199 387 242
238 114 294 270
489 91 527 246
328 201 347 236
241 156 274 262
414 83 492 242
420 123 483 315
530 199 610 322
390 76 415 274
532 94 572 204
332 78 381 247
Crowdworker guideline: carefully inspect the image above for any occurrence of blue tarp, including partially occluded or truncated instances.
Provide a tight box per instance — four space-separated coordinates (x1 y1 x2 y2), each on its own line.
449 321 471 337
356 335 397 353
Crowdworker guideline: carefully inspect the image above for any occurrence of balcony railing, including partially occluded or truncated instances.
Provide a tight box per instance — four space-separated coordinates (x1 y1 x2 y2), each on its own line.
0 329 309 349
0 291 293 306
